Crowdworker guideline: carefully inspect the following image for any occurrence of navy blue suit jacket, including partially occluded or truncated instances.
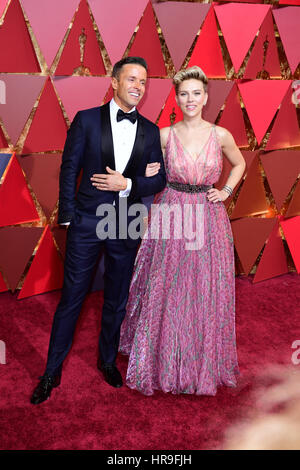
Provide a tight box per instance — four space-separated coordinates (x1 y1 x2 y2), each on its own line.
58 102 166 225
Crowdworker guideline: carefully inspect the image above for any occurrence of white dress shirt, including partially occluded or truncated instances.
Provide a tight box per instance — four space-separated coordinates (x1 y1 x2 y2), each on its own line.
110 98 137 197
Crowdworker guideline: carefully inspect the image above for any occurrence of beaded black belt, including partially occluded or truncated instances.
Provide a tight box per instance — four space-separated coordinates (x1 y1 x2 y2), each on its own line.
167 182 213 193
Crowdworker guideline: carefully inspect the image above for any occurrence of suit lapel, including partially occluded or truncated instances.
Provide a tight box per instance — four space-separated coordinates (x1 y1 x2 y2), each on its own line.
123 113 145 178
100 102 115 172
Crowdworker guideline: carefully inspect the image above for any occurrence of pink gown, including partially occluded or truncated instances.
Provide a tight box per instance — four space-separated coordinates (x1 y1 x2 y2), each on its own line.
119 125 239 395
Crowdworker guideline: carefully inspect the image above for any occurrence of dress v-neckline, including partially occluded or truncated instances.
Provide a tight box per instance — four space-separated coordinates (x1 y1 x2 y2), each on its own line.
172 125 214 163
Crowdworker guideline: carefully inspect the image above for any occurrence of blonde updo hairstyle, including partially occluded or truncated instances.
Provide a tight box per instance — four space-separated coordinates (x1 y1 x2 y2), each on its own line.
173 66 208 95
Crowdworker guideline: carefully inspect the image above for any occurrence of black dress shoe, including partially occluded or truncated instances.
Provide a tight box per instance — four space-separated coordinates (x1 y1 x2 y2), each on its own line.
97 361 123 388
30 373 61 405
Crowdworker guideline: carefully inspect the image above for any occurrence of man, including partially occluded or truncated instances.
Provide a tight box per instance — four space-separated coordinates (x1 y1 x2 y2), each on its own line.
30 57 166 405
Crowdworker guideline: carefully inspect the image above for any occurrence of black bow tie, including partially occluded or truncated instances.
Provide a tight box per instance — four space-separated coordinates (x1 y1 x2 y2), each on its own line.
116 109 137 124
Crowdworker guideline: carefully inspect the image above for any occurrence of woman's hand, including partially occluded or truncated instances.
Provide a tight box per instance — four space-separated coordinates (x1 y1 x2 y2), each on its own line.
206 188 229 203
145 162 160 177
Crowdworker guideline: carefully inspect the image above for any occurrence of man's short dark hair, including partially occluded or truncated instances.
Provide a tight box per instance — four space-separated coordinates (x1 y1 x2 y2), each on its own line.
112 57 148 79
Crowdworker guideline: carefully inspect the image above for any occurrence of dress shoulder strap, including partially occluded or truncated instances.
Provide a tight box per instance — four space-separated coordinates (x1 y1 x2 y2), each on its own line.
166 125 173 145
212 124 222 152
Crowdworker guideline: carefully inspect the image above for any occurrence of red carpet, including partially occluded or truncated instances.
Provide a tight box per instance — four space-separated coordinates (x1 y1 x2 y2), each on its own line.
0 273 299 450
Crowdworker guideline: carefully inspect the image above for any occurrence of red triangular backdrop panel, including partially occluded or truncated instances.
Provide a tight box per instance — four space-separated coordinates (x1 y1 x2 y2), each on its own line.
285 180 300 218
231 217 277 275
22 78 68 153
53 77 111 122
280 216 300 273
0 270 8 292
238 80 292 145
253 219 289 283
217 83 248 147
18 226 64 299
0 74 46 146
188 6 226 78
0 154 40 226
214 3 270 72
52 226 67 260
17 154 62 220
138 79 173 122
128 2 167 77
21 0 80 69
0 0 40 72
0 0 9 18
244 9 281 79
0 227 44 291
265 86 300 151
273 6 300 74
279 0 300 4
54 0 106 76
0 126 8 148
230 154 269 219
153 2 210 71
202 80 233 123
214 0 264 3
104 79 173 123
89 0 149 66
260 151 300 211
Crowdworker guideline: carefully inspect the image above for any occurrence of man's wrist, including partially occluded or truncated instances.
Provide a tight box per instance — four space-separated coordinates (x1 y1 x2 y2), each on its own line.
121 176 127 191
119 178 132 197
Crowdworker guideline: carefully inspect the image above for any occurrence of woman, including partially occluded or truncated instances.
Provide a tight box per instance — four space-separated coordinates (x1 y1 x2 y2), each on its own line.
119 66 246 396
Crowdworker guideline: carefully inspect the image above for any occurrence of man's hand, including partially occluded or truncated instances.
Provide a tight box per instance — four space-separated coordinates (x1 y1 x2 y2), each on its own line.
145 162 160 177
91 166 127 191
